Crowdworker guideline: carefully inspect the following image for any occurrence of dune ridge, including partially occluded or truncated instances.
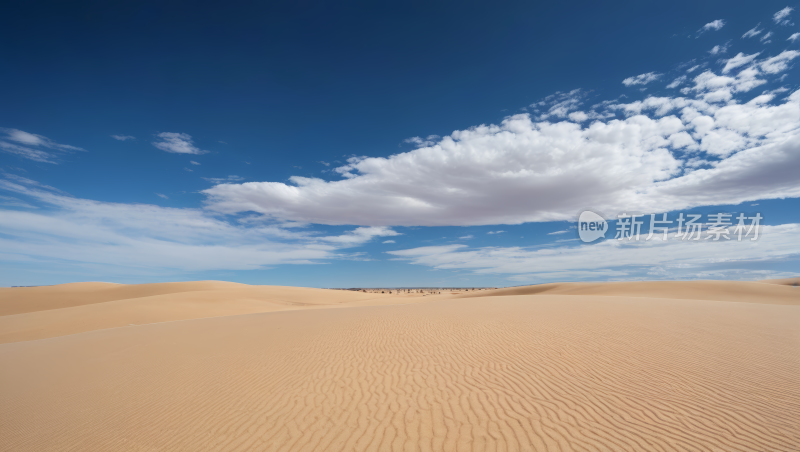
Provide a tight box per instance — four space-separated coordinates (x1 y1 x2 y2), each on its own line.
1 279 798 451
459 279 800 305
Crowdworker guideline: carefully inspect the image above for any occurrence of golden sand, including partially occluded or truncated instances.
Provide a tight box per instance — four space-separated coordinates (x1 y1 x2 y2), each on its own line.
1 279 798 451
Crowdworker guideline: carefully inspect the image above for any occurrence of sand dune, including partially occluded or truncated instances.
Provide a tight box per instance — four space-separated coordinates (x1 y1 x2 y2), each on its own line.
1 280 798 451
0 282 417 344
760 276 800 286
460 279 800 305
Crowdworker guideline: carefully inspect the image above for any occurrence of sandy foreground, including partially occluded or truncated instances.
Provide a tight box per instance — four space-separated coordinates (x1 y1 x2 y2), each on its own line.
0 279 798 451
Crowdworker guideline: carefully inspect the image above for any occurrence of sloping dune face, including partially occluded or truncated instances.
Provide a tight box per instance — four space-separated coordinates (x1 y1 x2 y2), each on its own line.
1 281 799 451
0 282 404 343
458 280 800 305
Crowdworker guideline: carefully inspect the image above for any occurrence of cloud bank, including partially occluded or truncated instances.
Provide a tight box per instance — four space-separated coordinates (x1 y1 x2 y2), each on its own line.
202 51 800 227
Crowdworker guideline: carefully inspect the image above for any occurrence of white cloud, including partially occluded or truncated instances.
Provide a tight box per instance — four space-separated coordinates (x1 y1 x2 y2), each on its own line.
459 235 474 239
201 55 800 228
203 175 244 184
666 76 687 88
152 132 208 155
487 231 505 235
190 160 201 165
0 178 395 273
774 7 793 25
547 230 569 235
708 43 729 55
622 72 662 86
111 135 135 141
760 31 773 43
698 19 725 34
742 24 763 38
404 135 440 147
760 50 800 74
0 128 86 164
567 111 589 122
722 52 760 73
316 226 400 245
788 32 800 42
156 193 168 199
687 65 701 73
383 240 395 244
533 89 585 120
318 161 330 166
388 224 800 282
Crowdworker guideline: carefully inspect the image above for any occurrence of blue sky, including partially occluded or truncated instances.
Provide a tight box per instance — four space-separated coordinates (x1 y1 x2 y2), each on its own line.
2 0 799 287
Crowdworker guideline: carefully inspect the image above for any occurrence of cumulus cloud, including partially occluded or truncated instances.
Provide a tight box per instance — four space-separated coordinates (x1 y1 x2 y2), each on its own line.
698 19 725 35
152 132 208 155
622 72 662 86
742 24 763 38
200 52 800 228
111 135 135 141
0 128 85 164
0 177 396 273
774 6 793 25
388 224 800 282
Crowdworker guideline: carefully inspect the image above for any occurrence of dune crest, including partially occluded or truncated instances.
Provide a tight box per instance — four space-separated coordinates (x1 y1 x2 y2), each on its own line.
459 279 800 305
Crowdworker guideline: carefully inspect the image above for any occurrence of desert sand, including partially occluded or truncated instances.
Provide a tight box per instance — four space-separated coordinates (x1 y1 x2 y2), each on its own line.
0 279 798 451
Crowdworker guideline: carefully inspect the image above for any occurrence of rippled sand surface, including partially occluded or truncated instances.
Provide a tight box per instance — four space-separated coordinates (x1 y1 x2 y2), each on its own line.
1 280 798 451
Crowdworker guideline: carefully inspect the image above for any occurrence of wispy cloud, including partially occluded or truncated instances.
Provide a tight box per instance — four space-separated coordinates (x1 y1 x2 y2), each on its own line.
742 24 763 38
404 135 440 148
156 193 169 199
152 132 208 155
788 32 800 42
459 235 474 240
760 31 773 43
774 6 794 25
0 177 398 273
708 43 729 55
383 240 395 244
0 128 85 164
202 175 244 184
111 135 135 141
547 230 569 235
487 231 505 235
697 19 725 36
666 76 687 88
721 52 760 73
622 72 662 86
388 224 800 282
190 160 201 165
